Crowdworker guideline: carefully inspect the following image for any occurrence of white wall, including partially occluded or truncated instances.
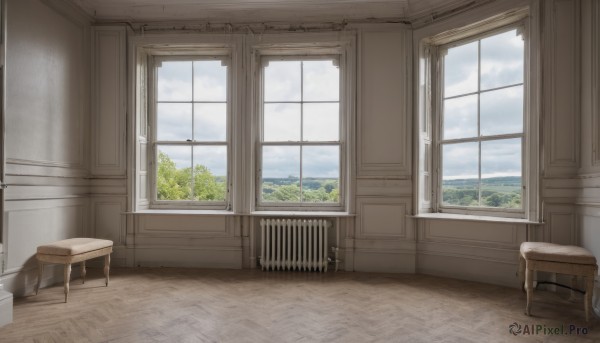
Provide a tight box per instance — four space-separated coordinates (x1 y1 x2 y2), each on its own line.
1 0 593 296
577 0 600 313
0 0 91 296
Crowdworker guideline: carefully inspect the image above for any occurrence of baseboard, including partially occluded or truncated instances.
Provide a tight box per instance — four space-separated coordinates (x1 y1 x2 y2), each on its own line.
417 252 520 288
353 249 416 273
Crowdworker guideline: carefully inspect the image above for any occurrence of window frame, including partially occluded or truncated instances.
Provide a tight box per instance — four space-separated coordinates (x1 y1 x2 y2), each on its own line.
253 49 348 212
413 9 543 222
431 20 530 219
148 53 232 210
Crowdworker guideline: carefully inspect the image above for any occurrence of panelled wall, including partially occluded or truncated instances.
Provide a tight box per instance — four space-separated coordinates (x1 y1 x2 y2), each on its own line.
578 0 600 315
352 25 414 273
1 0 596 297
91 25 413 272
1 0 91 295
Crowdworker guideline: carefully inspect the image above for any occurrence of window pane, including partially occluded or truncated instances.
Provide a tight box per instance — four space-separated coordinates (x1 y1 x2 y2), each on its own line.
264 103 301 142
157 103 192 141
302 146 339 203
303 103 339 141
442 142 479 206
480 86 523 136
303 60 339 101
264 61 301 102
157 145 192 201
193 146 227 201
262 146 300 202
193 60 227 102
194 103 226 141
444 41 478 98
157 61 192 101
443 94 478 140
481 139 521 208
480 29 524 90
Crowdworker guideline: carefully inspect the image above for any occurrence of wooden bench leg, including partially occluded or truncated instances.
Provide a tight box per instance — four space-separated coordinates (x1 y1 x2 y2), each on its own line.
525 263 534 316
35 262 44 295
518 254 526 293
104 254 111 287
585 275 594 322
64 263 71 303
81 261 86 284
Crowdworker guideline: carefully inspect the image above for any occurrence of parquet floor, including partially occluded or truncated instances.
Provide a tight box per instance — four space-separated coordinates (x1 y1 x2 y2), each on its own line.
0 267 599 342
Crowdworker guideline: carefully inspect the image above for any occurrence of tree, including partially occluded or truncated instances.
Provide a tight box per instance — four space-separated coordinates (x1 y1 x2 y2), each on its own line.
157 152 226 201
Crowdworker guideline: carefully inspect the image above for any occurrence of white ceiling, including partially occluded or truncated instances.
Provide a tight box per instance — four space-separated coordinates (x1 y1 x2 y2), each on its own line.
69 0 475 24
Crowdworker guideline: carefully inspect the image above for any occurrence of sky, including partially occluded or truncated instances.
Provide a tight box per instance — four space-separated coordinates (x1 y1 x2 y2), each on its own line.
156 59 341 180
442 28 524 180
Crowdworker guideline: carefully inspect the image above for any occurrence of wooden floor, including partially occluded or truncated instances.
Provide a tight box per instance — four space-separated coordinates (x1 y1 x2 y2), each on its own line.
0 267 599 342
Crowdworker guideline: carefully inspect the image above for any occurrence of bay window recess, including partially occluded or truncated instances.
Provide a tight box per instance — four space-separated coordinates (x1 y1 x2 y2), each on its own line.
417 8 541 220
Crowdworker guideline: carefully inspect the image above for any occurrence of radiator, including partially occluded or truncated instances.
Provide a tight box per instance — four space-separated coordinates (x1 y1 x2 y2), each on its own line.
260 218 330 272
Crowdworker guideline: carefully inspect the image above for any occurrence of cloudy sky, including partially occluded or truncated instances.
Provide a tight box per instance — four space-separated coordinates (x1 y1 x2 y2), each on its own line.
156 59 341 180
442 28 524 180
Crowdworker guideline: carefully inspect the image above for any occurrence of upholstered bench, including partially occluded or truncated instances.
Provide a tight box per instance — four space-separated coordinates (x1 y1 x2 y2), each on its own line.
519 242 598 321
35 238 113 302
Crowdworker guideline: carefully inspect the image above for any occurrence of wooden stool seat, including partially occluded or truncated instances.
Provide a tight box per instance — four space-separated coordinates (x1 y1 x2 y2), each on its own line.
519 242 598 321
35 238 113 302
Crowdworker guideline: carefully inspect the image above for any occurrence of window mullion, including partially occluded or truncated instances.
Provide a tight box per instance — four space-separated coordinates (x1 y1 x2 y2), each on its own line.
299 61 304 203
190 61 196 201
477 39 482 207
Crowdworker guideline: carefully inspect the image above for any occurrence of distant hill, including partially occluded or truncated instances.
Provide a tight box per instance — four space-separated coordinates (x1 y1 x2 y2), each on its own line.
443 176 521 187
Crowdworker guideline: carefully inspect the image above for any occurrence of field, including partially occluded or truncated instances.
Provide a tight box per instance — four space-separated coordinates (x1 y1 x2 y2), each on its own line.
442 176 521 208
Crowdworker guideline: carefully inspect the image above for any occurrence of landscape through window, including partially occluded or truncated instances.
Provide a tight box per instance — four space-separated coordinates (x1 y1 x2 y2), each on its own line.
260 59 341 204
441 28 524 209
155 59 228 202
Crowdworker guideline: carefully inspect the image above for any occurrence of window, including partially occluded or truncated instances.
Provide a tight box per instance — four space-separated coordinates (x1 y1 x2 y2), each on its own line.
150 56 230 208
435 24 527 215
257 56 343 209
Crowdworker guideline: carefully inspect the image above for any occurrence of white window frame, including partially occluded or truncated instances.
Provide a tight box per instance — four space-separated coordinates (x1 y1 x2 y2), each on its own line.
415 6 541 221
252 45 351 212
147 51 232 210
434 23 527 217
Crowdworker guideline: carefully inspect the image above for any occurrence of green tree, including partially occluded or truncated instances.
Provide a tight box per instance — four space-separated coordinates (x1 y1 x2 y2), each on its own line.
157 152 191 200
157 151 226 201
193 164 226 201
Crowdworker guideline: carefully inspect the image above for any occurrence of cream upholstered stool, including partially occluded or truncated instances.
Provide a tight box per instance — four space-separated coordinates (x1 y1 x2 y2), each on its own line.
519 242 598 321
35 238 113 302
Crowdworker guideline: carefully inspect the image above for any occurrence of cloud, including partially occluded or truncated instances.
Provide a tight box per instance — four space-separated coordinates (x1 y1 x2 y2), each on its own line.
442 138 522 180
443 94 477 139
303 103 339 141
194 103 227 141
264 61 301 101
444 41 478 98
481 29 523 90
262 146 300 178
442 142 478 180
157 61 193 101
193 61 227 101
480 86 523 136
303 146 339 178
444 29 523 97
303 60 339 101
481 138 521 178
264 103 301 141
157 103 192 141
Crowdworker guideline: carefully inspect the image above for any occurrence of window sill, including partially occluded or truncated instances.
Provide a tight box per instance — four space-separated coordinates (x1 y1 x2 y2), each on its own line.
126 209 236 216
125 210 355 217
250 211 355 217
411 213 543 225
